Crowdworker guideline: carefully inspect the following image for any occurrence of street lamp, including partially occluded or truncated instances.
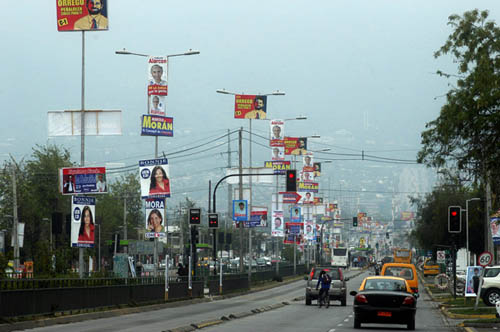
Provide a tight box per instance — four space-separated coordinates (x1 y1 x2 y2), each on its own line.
115 48 200 158
466 198 481 265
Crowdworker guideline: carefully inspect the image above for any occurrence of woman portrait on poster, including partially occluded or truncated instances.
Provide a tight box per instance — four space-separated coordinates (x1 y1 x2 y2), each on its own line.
147 209 163 232
78 206 95 243
149 166 170 195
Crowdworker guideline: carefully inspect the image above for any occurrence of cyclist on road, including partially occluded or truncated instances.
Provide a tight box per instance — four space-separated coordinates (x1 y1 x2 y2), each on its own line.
316 270 331 307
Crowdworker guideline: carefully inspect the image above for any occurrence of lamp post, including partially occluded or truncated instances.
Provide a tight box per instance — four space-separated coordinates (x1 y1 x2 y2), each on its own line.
116 47 199 276
466 198 481 265
42 218 51 249
216 88 285 280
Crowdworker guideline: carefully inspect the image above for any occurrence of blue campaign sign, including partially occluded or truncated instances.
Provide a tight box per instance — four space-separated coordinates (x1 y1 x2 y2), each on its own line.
290 206 301 222
233 200 248 221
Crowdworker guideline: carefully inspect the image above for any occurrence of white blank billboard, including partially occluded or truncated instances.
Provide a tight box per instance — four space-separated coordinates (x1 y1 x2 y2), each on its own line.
48 110 122 136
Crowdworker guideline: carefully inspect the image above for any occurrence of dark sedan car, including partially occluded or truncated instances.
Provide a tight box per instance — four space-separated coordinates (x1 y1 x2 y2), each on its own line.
350 276 418 330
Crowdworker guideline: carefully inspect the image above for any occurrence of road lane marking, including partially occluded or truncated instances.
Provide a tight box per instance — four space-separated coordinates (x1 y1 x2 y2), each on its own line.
344 319 349 322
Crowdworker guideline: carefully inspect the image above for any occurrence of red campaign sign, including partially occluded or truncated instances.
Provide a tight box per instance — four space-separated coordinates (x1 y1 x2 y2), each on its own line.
56 0 109 31
280 192 302 204
234 95 267 119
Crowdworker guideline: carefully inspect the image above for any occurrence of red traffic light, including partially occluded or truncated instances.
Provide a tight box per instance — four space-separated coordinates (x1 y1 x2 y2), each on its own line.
451 211 457 217
288 172 295 179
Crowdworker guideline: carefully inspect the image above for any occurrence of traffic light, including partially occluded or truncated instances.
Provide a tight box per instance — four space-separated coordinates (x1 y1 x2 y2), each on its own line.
286 170 297 192
208 213 219 228
352 217 358 227
190 227 199 244
448 206 462 233
189 208 201 225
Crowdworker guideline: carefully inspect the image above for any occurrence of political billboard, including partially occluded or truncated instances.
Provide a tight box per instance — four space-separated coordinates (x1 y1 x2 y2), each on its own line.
139 158 171 198
141 115 173 136
148 56 168 96
60 167 107 195
264 160 291 175
149 95 166 116
284 137 307 155
56 0 109 31
271 146 285 161
271 210 284 237
145 198 166 239
270 120 284 146
290 206 301 222
233 200 248 222
234 95 267 119
246 206 268 228
71 196 95 248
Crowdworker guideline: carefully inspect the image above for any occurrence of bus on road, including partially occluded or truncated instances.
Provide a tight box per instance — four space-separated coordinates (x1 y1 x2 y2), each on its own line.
393 248 412 264
331 247 349 268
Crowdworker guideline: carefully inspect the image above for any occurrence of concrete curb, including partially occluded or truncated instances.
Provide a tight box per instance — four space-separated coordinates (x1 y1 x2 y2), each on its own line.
440 306 496 319
190 319 224 329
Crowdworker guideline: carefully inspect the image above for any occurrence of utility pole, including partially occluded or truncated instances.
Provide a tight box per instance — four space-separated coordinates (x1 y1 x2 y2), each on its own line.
239 128 244 273
11 165 19 270
123 197 127 253
79 31 86 279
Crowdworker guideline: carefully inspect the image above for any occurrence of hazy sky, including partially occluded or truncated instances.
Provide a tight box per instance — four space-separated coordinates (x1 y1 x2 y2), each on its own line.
2 1 499 213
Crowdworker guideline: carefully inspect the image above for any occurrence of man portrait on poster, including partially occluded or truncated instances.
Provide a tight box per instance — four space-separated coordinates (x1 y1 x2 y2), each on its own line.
292 137 307 155
73 0 108 30
245 96 267 119
272 146 284 161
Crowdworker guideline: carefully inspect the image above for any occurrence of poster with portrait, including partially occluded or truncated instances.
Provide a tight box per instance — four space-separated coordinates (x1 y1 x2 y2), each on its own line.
148 56 168 96
144 198 166 239
300 171 315 183
233 200 248 221
71 196 96 248
302 155 314 172
234 95 267 119
313 162 321 177
491 216 500 245
271 146 285 161
247 206 268 228
299 192 314 205
304 220 315 240
56 0 109 31
290 206 301 222
271 210 284 237
465 266 483 297
270 120 284 146
139 158 171 198
59 167 107 195
284 137 307 155
284 222 303 244
149 95 166 116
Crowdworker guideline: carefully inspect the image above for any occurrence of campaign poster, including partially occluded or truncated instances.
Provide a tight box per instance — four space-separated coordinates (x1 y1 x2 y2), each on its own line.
290 206 301 222
465 266 483 297
233 200 248 221
246 206 268 228
298 181 319 193
141 115 173 137
271 146 285 161
139 158 171 198
284 222 303 244
148 56 168 96
234 95 267 119
313 162 321 177
264 160 291 175
60 167 107 195
300 171 315 183
271 210 284 237
71 196 96 248
299 191 314 205
490 215 500 245
56 0 109 31
270 120 284 146
145 198 166 239
284 137 307 155
304 220 315 240
303 155 314 172
149 95 166 116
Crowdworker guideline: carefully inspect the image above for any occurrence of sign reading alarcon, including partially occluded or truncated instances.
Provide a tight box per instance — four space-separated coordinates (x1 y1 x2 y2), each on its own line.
56 0 109 31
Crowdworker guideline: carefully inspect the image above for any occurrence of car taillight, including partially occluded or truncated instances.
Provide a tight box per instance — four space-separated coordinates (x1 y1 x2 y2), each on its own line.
309 269 314 280
402 296 415 305
339 268 343 281
355 294 368 304
412 287 418 293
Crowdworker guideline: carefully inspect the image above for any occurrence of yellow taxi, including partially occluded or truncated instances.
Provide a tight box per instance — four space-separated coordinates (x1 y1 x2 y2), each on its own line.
381 263 419 294
423 258 440 276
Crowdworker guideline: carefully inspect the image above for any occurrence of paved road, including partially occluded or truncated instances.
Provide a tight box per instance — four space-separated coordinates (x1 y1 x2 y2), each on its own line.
10 269 460 332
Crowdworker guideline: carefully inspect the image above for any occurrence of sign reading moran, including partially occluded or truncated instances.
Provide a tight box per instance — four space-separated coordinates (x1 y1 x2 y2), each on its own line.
297 181 318 193
264 161 291 174
141 115 173 136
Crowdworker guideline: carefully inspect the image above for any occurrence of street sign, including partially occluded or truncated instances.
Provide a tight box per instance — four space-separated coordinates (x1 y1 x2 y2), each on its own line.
478 251 493 267
280 192 302 204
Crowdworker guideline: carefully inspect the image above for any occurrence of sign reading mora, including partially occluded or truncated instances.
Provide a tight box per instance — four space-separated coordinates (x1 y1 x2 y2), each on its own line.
139 158 171 198
59 167 107 195
71 196 96 248
145 198 166 239
141 115 173 136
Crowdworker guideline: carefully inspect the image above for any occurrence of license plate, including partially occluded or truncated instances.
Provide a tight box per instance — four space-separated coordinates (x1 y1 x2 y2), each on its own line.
377 311 392 317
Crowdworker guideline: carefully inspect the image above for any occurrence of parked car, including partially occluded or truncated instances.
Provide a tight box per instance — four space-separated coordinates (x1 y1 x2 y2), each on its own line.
423 259 440 276
480 265 500 306
305 266 347 306
350 276 418 330
381 263 419 294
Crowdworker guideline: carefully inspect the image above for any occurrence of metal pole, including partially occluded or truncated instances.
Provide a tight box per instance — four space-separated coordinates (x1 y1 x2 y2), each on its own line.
466 200 470 266
11 166 19 270
294 235 297 275
123 197 127 253
79 30 86 279
165 254 169 300
98 224 101 272
248 119 252 282
238 128 244 273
